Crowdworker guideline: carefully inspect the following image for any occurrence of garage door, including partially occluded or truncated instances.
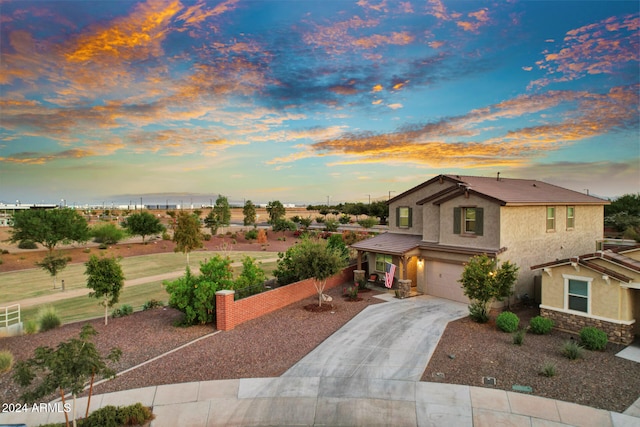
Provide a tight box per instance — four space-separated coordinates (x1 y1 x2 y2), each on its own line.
425 261 468 304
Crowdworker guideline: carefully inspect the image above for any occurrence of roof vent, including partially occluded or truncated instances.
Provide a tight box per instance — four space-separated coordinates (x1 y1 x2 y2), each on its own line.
497 172 500 181
532 183 537 187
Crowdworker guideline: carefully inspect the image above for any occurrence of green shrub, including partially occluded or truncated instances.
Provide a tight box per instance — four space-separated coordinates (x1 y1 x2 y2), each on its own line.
468 302 489 323
0 258 3 266
90 222 127 245
116 402 154 425
203 233 212 241
561 340 584 360
540 362 556 377
324 218 339 232
315 215 325 223
112 304 133 318
512 329 525 345
496 311 520 332
24 319 38 334
142 299 164 310
244 229 258 241
84 405 119 427
1 249 9 254
579 327 608 350
357 217 378 229
37 306 61 332
162 231 171 240
18 239 38 249
0 350 14 373
529 316 554 335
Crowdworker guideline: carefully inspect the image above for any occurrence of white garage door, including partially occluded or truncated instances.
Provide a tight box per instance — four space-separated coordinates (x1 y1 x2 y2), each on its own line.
425 261 468 304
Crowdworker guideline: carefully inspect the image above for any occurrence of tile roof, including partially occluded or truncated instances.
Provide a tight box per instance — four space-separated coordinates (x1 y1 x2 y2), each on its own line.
350 232 422 255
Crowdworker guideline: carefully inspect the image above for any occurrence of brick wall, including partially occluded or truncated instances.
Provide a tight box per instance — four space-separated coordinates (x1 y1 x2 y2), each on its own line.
215 265 358 331
540 307 635 345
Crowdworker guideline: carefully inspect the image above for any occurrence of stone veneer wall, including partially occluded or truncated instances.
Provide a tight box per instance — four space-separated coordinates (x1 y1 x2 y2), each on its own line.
540 307 635 345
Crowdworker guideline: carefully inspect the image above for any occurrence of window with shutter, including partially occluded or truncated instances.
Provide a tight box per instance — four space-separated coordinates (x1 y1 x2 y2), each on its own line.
398 207 411 228
453 207 461 234
455 207 483 236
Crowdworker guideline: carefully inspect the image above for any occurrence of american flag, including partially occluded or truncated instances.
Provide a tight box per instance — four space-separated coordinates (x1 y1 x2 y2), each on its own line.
385 262 396 289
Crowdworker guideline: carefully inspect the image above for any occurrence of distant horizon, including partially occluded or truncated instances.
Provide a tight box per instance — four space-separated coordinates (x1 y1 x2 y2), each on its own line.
2 1 638 204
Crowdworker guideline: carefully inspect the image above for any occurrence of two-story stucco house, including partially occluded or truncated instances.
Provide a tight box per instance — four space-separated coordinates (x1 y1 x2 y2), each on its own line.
352 174 608 304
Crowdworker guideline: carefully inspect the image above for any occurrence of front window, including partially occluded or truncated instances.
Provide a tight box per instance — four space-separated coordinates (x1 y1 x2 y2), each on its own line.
398 207 410 227
565 276 591 313
464 208 476 234
566 206 575 229
546 207 555 231
375 254 392 272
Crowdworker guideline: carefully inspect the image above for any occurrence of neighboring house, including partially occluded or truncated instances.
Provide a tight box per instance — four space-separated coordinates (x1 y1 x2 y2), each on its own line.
531 246 640 345
351 174 608 304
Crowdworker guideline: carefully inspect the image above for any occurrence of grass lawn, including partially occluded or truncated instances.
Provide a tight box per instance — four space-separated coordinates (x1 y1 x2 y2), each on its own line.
0 251 278 303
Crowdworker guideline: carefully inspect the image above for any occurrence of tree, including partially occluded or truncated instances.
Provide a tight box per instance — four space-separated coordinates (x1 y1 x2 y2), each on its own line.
605 193 640 241
90 222 127 245
459 254 519 323
266 200 286 224
174 211 203 265
164 255 234 325
367 201 389 225
273 237 347 306
13 324 121 427
204 195 231 234
121 211 164 244
10 208 89 255
85 255 125 326
234 256 267 289
36 253 71 289
243 200 257 226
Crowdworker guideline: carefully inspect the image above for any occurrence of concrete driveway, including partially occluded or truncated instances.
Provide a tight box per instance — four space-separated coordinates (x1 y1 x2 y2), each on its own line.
283 294 469 381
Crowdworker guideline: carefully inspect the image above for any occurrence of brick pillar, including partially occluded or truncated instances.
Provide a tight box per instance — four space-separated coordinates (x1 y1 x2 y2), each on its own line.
215 290 236 331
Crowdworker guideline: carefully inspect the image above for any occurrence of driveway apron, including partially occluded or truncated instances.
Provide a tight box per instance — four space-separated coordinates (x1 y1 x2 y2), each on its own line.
283 295 468 381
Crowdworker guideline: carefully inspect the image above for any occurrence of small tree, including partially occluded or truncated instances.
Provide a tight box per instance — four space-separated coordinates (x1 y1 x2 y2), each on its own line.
459 254 519 323
367 201 389 225
204 195 231 235
274 238 347 307
266 200 286 224
174 211 203 265
357 217 378 229
121 211 164 244
234 256 267 289
85 255 125 326
243 200 257 226
36 253 71 289
13 324 121 427
10 208 89 256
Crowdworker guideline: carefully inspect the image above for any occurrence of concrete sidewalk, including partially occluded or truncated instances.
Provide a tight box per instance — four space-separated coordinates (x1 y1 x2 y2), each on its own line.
3 377 639 426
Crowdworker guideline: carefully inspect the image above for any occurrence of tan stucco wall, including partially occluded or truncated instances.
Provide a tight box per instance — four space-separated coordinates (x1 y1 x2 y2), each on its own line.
388 191 425 236
540 264 634 322
501 205 603 297
438 194 501 250
634 291 640 335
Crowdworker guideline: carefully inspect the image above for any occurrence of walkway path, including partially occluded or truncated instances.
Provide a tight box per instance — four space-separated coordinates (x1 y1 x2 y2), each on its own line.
5 258 279 308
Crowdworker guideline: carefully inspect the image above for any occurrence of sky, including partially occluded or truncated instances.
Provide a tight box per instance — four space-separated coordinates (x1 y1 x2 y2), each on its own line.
1 0 638 206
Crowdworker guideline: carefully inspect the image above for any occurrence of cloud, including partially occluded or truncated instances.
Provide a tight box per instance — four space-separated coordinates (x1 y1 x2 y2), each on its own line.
268 84 638 169
531 13 639 88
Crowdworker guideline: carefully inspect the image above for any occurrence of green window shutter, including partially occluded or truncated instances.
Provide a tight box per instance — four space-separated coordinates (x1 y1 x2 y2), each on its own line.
408 207 413 227
396 207 400 227
453 207 461 234
476 208 484 236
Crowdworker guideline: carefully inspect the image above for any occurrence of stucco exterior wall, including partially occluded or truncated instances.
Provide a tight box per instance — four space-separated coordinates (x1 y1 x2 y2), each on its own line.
388 191 424 236
540 264 634 321
500 205 603 297
438 194 501 250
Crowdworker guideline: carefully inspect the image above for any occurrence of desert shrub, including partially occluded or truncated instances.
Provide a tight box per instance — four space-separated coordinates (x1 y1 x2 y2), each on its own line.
18 239 38 249
357 217 378 229
468 302 489 323
162 231 171 240
540 362 556 377
84 405 119 427
315 215 325 223
1 249 9 254
529 316 554 335
142 299 164 310
165 256 233 325
202 233 212 241
0 258 3 265
0 350 14 373
98 243 108 250
324 218 339 232
579 327 608 350
561 340 584 360
116 402 154 425
512 329 525 345
257 229 268 244
344 285 359 301
496 311 520 332
90 222 127 245
272 218 296 232
24 319 38 334
37 306 61 332
244 229 258 241
339 214 351 224
112 304 133 318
